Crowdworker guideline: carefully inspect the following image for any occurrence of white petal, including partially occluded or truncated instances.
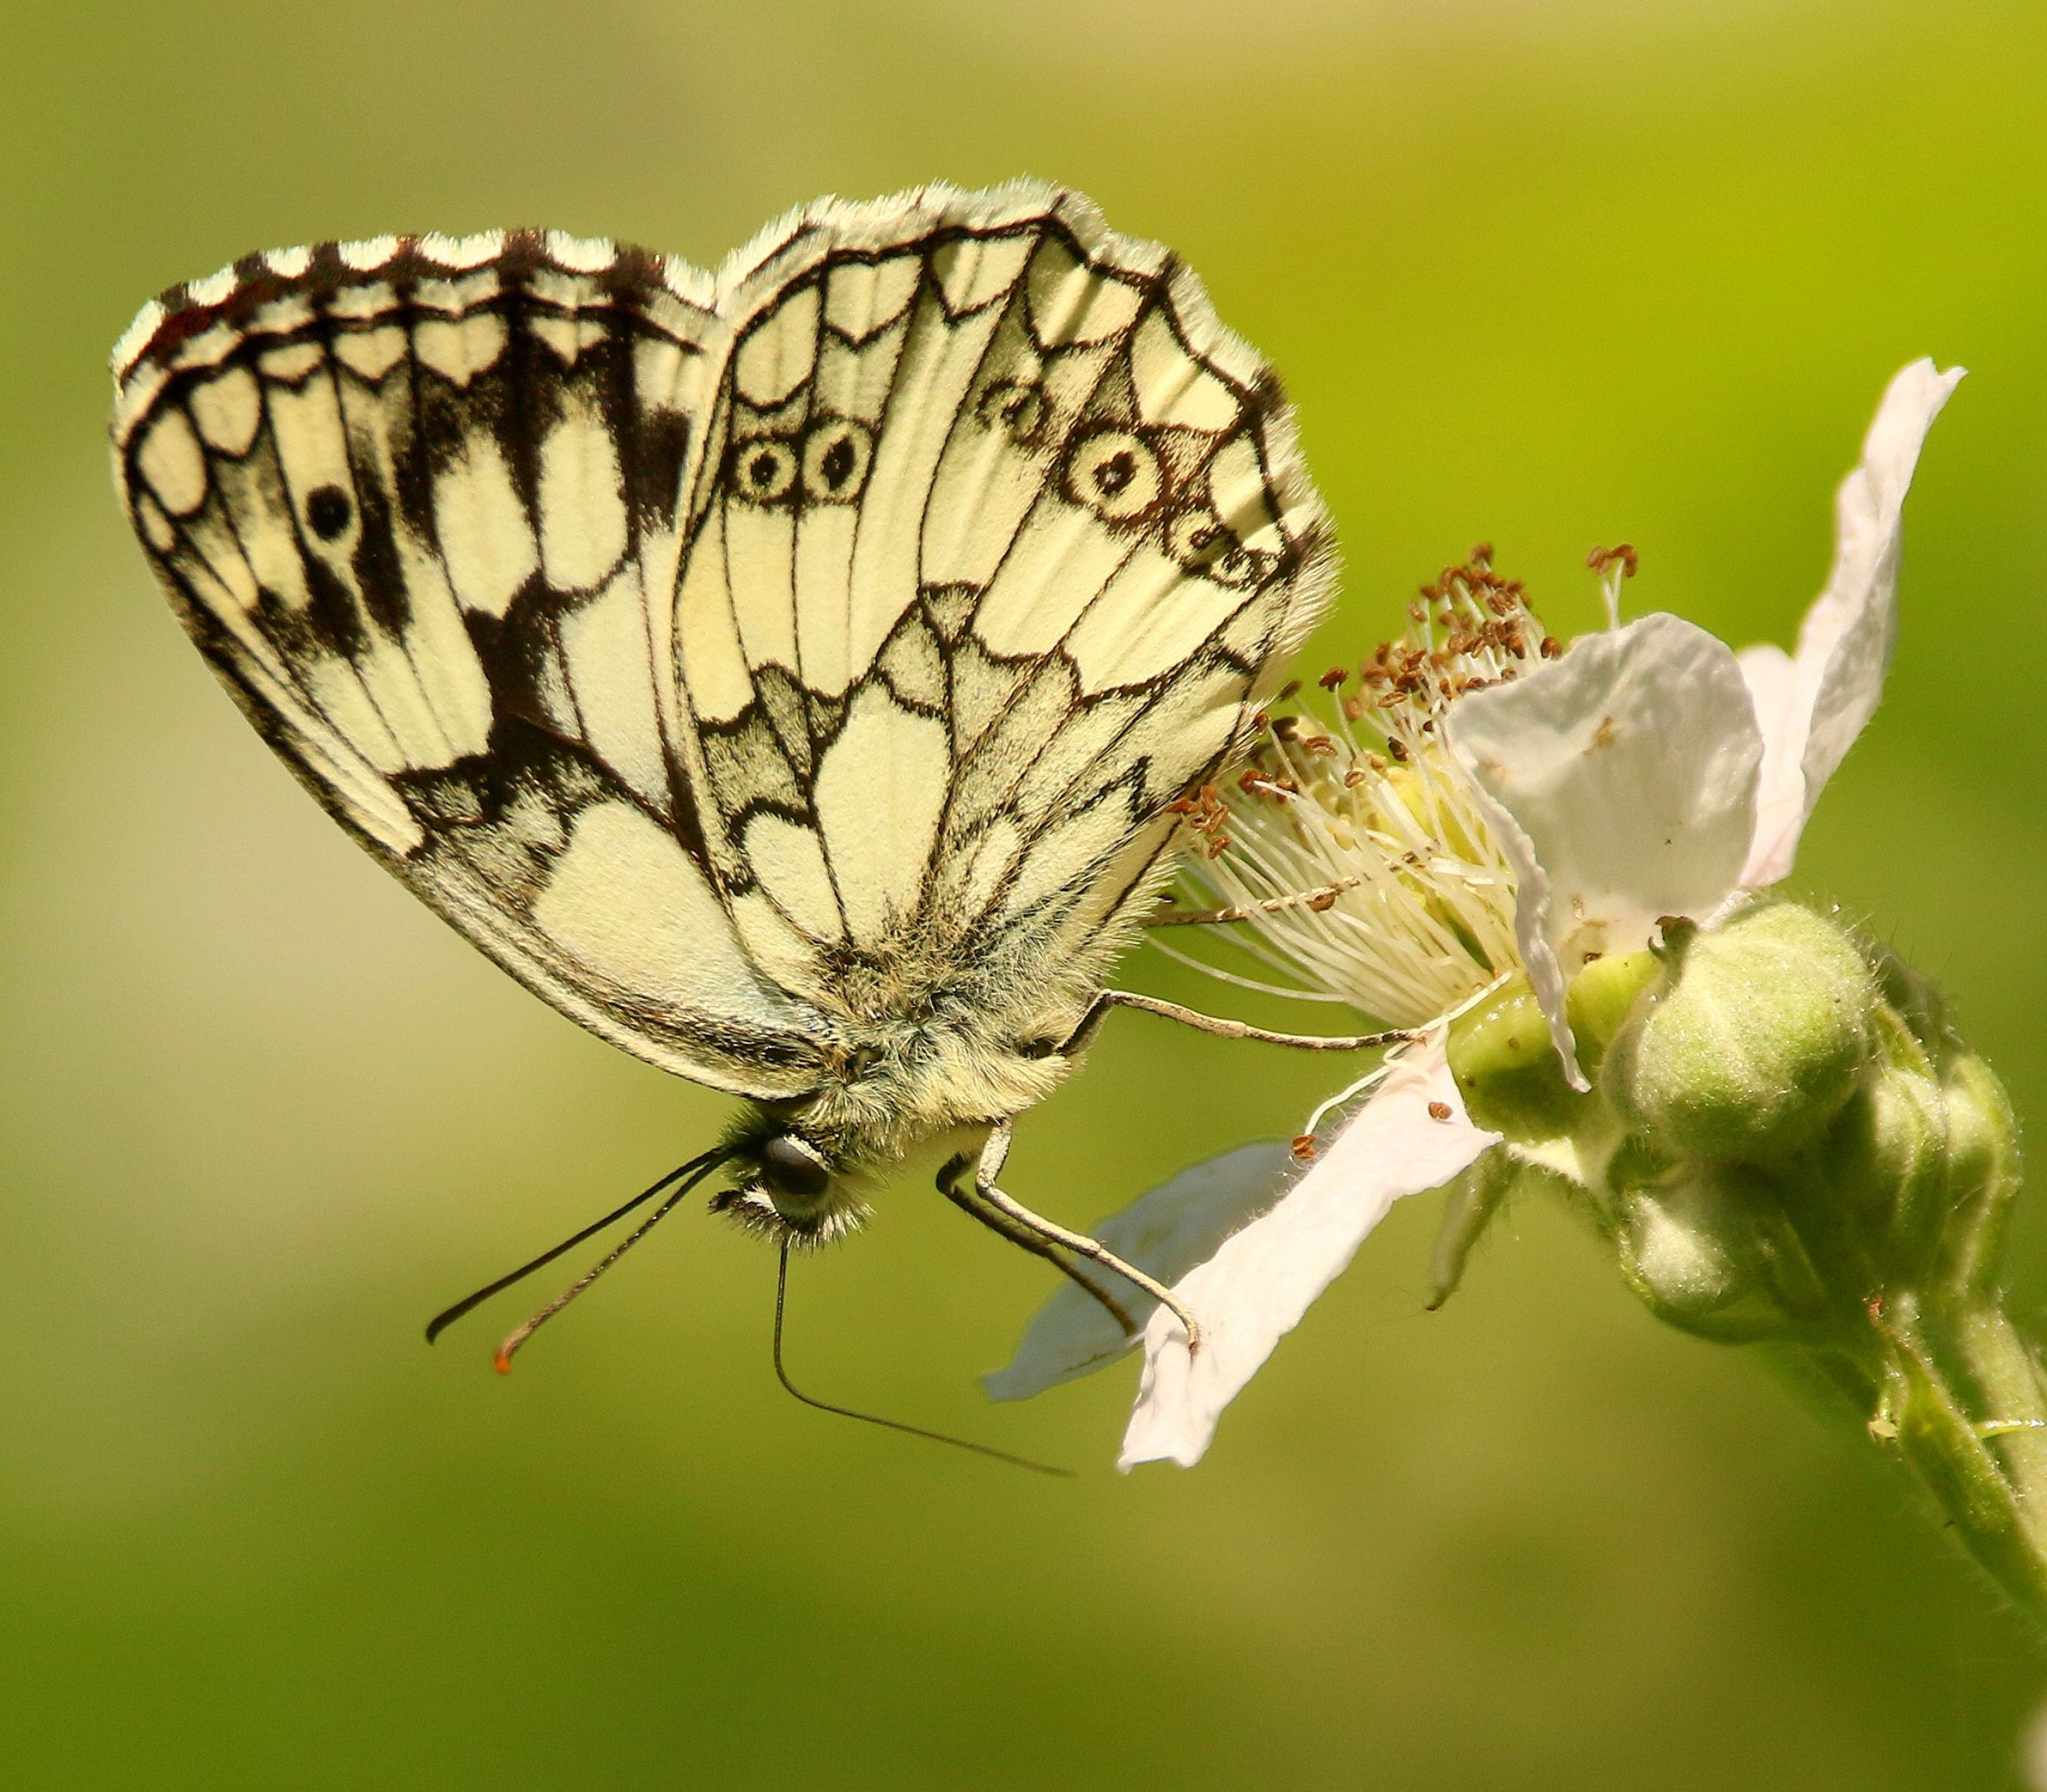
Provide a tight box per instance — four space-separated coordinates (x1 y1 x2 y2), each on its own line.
1736 643 1804 891
1447 613 1763 1087
980 1141 1298 1404
1738 358 1963 887
1118 1035 1501 1470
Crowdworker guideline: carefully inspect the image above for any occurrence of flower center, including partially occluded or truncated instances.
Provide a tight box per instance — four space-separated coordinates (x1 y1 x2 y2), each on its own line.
1172 549 1556 1030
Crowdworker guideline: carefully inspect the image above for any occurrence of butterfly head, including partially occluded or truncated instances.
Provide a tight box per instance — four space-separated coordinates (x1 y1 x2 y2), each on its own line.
712 1118 871 1247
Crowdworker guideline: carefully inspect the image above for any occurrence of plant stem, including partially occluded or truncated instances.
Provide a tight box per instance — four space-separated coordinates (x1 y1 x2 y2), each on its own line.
1883 1293 2047 1630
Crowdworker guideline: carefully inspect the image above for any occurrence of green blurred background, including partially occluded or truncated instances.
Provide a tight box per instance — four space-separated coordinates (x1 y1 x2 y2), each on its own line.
5 1 2046 1785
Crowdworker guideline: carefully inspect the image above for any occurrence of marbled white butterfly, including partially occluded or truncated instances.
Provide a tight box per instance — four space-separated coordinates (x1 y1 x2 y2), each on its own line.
112 182 1390 1363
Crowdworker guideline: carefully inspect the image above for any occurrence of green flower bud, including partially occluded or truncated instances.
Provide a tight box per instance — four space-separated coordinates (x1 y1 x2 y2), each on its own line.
1561 913 2047 1627
1606 900 1879 1167
1610 1157 1815 1341
1934 1051 2022 1299
1446 974 1579 1142
1825 1062 1947 1240
1621 1181 1738 1320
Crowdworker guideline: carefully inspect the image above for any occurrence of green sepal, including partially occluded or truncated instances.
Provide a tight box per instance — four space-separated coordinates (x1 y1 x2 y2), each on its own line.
1564 949 1662 1078
1932 1052 2023 1302
1426 1146 1515 1310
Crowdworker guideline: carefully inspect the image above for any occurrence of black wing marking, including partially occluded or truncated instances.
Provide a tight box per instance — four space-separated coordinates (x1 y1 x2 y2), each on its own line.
113 231 832 1096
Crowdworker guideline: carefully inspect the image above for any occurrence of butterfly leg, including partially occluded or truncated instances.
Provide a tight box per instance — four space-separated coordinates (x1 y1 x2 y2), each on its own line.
1142 878 1366 926
1060 988 1412 1056
942 1127 1203 1356
941 1177 1139 1337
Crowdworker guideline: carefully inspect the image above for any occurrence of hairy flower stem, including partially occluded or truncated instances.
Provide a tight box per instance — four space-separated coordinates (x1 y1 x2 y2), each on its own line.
1754 1032 2046 1626
1782 1257 2047 1628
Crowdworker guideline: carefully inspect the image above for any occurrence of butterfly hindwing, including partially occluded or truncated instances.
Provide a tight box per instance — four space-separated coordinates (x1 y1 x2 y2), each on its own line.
113 232 833 1097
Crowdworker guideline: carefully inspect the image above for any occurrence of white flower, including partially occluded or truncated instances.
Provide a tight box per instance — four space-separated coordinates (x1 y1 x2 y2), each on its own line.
1458 358 1963 1086
987 359 1962 1468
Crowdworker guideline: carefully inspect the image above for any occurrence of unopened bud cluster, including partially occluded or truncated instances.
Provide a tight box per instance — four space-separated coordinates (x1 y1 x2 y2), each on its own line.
1444 897 2020 1347
1440 895 2047 1619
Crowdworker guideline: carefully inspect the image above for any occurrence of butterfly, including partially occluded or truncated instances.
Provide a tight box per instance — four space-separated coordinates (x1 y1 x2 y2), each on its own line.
111 181 1389 1364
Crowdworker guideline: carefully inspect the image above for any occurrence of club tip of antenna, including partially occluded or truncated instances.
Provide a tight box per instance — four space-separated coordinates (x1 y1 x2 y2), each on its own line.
493 1345 515 1375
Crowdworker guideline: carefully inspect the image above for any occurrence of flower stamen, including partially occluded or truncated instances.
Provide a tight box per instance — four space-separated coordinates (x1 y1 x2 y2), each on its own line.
1167 548 1545 1032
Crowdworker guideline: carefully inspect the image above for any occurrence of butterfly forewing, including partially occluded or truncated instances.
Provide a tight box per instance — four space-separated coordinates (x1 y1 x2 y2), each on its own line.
113 185 1332 1140
664 187 1331 1015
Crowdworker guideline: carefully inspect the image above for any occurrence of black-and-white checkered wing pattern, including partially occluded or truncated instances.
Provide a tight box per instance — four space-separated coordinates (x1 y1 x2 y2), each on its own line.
113 184 1331 1106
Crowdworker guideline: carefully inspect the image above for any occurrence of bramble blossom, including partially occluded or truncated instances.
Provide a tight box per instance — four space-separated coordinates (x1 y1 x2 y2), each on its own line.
989 360 1962 1468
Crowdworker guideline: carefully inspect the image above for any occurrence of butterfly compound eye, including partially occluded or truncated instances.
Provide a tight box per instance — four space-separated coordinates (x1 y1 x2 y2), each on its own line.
760 1134 832 1209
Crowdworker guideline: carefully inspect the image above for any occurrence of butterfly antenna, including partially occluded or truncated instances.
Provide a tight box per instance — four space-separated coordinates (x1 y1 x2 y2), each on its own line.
484 1151 736 1372
772 1244 1072 1478
424 1146 731 1349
